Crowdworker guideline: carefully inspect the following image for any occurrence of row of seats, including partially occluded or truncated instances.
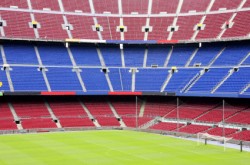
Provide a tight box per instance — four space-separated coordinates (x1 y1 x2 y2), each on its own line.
1 1 250 40
0 42 249 95
1 42 249 67
0 96 249 140
1 0 247 13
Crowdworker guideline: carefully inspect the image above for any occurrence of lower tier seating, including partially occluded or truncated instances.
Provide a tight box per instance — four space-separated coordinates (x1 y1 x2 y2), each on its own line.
206 127 238 136
178 124 211 134
231 130 250 141
21 118 57 129
59 117 94 127
150 122 185 131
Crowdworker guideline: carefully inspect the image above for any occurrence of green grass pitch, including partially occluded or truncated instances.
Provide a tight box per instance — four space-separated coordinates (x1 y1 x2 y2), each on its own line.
0 130 249 165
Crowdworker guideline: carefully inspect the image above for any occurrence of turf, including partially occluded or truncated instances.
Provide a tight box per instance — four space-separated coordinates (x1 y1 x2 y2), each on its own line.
0 130 249 165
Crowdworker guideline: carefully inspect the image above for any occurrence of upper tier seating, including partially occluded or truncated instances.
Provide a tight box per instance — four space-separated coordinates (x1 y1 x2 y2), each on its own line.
146 45 171 67
167 46 196 67
216 67 250 93
1 0 250 41
189 68 230 93
165 69 200 92
124 45 145 67
46 67 82 91
10 67 47 91
0 41 249 96
3 43 38 65
135 69 168 91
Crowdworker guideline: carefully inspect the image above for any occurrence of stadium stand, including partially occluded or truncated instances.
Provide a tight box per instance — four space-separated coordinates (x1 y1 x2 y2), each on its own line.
188 68 230 93
47 97 94 127
231 130 250 141
10 67 47 91
11 99 56 129
167 45 196 67
122 0 148 14
143 98 176 117
150 122 185 131
146 45 171 67
165 102 218 120
83 98 120 126
70 44 101 66
37 43 72 66
0 102 16 130
93 0 118 14
135 69 169 91
206 127 238 136
80 68 110 91
46 67 82 91
0 0 28 9
0 0 250 41
216 67 250 93
165 69 200 92
189 44 224 66
62 0 91 13
30 0 60 11
178 124 211 134
99 45 122 67
226 108 250 125
123 45 145 67
3 43 38 64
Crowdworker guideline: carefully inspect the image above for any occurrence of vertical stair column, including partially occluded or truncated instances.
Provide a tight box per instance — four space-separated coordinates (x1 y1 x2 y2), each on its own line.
0 16 6 37
143 0 153 41
8 102 23 130
0 45 14 91
164 46 173 67
44 101 62 128
160 69 175 92
79 100 101 127
211 68 235 93
97 48 114 91
139 100 146 117
108 101 126 127
167 0 183 40
191 0 215 40
130 68 138 92
185 48 199 67
88 0 103 40
34 46 51 91
27 0 40 38
120 44 125 67
217 0 247 39
104 70 114 92
143 47 148 68
58 0 73 39
118 0 125 40
67 47 87 92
